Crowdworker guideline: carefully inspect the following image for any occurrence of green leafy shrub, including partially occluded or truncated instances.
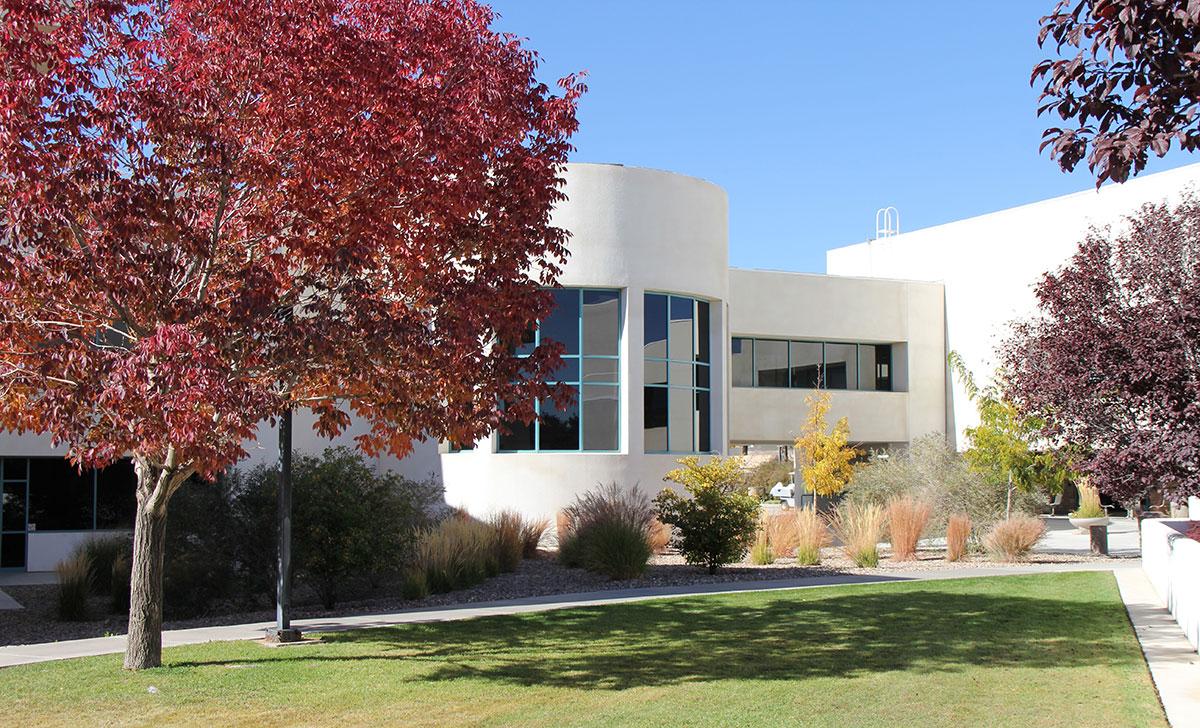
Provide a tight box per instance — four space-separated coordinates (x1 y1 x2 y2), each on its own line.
55 552 92 621
558 483 656 580
655 457 759 574
163 475 242 618
230 447 442 609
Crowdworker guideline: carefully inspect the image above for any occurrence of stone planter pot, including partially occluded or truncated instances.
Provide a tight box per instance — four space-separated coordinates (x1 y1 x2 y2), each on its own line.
1069 515 1110 532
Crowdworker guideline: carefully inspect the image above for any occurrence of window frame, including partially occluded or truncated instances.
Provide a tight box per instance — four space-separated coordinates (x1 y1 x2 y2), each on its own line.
644 292 713 455
497 288 622 453
729 338 898 392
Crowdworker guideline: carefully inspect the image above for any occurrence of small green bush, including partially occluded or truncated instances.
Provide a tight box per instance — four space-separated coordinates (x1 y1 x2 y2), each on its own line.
55 552 92 621
655 457 759 574
558 483 655 580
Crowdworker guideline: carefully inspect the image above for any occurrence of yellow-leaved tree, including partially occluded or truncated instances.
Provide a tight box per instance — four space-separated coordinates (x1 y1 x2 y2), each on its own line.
794 391 859 496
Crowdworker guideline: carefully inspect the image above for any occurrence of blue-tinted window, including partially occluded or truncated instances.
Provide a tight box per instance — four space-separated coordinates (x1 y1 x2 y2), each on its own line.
645 293 712 453
499 288 621 452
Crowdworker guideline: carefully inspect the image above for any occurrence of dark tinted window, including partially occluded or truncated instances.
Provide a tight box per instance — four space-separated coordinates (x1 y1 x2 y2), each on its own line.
498 411 536 451
28 458 92 531
539 391 580 450
874 344 892 391
754 339 789 388
790 341 823 388
0 533 25 568
824 343 857 389
696 301 710 363
643 387 668 452
731 337 753 387
96 460 136 530
540 288 580 355
2 480 25 532
643 293 667 360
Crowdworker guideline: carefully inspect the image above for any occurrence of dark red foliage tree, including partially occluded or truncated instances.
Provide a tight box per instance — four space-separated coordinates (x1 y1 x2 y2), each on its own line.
1002 194 1200 506
1033 0 1200 184
0 0 582 669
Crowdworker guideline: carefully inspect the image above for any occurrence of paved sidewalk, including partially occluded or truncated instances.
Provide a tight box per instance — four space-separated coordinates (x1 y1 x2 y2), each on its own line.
0 589 22 611
1116 569 1200 728
0 560 1135 669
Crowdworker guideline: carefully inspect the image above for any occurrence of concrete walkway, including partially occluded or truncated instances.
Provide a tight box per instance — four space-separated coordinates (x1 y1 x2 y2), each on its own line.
0 560 1136 669
1116 568 1200 728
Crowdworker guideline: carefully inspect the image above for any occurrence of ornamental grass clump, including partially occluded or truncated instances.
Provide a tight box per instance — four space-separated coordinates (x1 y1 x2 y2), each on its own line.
519 515 551 558
75 535 131 597
946 513 971 562
55 552 93 621
765 512 799 558
791 506 830 565
558 483 656 580
1071 478 1106 519
655 457 760 574
648 518 672 555
984 517 1045 562
488 510 525 573
749 528 774 565
413 516 502 594
832 502 885 568
886 495 932 561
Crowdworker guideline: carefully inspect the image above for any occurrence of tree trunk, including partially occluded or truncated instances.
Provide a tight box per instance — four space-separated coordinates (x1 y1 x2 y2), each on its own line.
124 455 190 671
124 496 167 670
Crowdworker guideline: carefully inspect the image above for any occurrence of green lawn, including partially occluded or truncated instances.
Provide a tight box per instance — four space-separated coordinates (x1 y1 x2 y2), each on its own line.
0 572 1165 727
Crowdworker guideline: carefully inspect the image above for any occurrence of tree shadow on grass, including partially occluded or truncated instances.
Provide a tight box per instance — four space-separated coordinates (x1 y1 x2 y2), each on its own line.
173 575 1139 690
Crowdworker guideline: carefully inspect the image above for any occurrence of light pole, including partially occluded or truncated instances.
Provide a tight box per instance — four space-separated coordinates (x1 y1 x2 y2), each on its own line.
266 409 302 643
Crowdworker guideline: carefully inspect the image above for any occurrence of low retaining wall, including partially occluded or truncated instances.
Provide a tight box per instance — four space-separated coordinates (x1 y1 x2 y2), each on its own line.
1141 518 1200 652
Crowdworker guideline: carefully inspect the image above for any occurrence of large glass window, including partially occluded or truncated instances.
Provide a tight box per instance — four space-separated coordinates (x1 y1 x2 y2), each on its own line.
824 343 857 390
645 293 711 453
753 339 789 388
0 456 136 569
730 338 897 392
499 288 621 452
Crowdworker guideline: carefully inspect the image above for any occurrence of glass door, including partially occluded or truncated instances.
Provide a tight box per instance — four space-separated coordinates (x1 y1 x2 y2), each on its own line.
1 458 29 570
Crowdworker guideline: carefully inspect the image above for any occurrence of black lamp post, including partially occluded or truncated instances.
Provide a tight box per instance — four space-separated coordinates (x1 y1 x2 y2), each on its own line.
266 409 302 643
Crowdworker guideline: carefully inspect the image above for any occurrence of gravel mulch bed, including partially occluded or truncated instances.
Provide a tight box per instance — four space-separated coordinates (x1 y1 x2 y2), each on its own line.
0 547 1133 648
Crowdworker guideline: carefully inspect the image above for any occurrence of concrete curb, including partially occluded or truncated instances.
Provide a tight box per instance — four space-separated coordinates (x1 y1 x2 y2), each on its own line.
1115 569 1200 728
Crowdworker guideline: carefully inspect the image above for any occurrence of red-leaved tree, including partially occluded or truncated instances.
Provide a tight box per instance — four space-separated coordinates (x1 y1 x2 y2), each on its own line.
1002 194 1200 506
1033 0 1200 184
0 0 582 669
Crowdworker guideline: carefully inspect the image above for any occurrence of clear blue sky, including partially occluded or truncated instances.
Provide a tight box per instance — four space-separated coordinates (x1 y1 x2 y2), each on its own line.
489 0 1198 273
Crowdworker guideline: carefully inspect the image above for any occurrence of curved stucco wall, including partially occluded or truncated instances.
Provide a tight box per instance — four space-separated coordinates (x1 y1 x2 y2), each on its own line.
442 163 729 521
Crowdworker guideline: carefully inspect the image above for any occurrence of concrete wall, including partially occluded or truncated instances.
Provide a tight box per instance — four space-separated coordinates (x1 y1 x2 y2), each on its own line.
442 163 730 520
26 530 130 572
1142 519 1200 652
826 162 1200 447
726 269 946 446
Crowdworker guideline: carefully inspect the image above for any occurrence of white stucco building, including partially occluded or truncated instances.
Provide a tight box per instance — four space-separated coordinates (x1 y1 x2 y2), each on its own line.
3 160 1200 571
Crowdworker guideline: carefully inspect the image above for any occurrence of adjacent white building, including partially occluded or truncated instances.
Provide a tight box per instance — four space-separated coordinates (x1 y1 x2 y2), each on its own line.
3 160 1199 571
